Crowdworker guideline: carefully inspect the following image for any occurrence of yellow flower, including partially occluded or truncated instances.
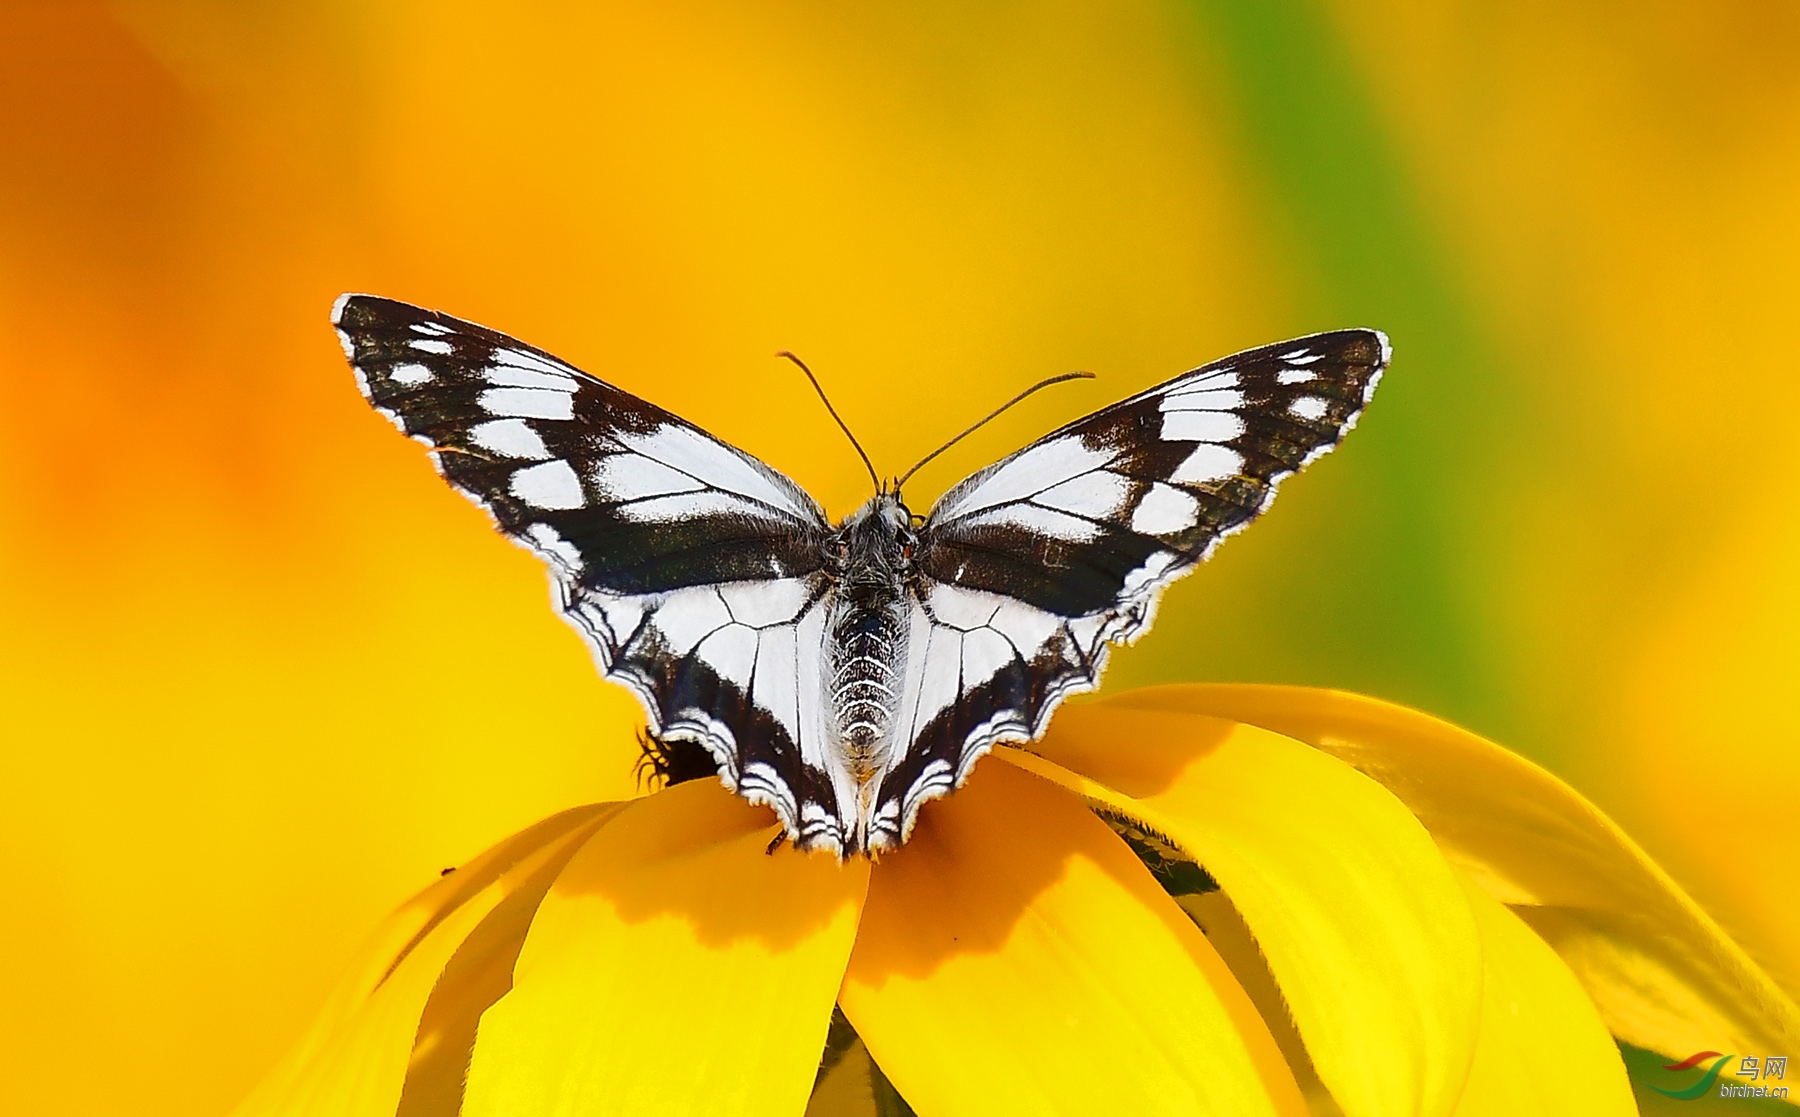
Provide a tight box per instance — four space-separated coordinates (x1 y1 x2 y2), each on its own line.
234 687 1800 1117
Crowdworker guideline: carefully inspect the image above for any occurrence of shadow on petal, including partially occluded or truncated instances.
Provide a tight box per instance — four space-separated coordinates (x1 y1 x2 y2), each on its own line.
458 779 870 1117
1178 890 1342 1116
845 760 1304 1117
543 777 867 950
849 762 1090 978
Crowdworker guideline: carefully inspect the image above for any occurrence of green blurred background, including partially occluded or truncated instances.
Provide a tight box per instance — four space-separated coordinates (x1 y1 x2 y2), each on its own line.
1 2 1794 1114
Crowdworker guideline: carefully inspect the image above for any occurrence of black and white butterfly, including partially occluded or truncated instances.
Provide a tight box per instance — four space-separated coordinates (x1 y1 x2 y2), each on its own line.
334 295 1386 856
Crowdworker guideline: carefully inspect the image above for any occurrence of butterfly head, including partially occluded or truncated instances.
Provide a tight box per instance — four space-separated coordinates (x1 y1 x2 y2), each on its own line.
829 491 919 587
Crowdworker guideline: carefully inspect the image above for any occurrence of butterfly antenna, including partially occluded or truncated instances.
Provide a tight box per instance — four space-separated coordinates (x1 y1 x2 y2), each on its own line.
779 351 881 494
896 371 1095 490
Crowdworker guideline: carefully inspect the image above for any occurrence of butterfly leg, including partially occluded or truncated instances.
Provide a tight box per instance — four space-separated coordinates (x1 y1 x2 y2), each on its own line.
635 727 721 790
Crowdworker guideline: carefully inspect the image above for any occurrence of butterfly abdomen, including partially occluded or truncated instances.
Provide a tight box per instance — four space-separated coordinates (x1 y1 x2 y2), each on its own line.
827 598 908 783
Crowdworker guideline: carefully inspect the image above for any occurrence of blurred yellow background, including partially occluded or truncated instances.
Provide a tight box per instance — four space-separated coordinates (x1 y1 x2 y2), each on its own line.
1 2 1795 1114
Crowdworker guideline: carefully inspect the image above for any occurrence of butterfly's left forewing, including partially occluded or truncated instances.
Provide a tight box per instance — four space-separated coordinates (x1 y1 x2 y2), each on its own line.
334 294 841 838
871 329 1389 844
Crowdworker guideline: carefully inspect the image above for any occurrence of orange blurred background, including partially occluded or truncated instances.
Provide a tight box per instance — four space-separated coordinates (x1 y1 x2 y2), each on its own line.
1 3 1795 1114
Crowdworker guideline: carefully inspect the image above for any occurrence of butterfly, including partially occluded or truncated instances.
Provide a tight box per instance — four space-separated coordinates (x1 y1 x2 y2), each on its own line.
334 294 1387 856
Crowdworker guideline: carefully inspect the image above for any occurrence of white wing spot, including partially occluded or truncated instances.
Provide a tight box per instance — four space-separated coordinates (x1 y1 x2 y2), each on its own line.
1122 549 1180 594
1160 409 1246 444
717 580 810 628
1277 367 1314 386
409 338 454 355
649 587 733 657
960 628 1015 693
478 387 575 421
1289 396 1329 421
524 522 584 573
470 418 551 460
987 599 1061 655
1067 612 1107 651
902 759 955 821
738 762 798 833
589 594 644 645
615 490 763 524
509 460 585 510
389 362 433 385
592 453 706 502
696 625 759 690
616 425 805 516
1281 349 1322 364
1031 470 1132 519
792 603 832 771
1171 443 1243 484
482 351 578 388
1131 483 1201 536
482 365 577 391
410 320 454 336
935 436 1113 520
912 628 964 730
928 583 1004 629
1160 387 1243 410
491 348 580 377
964 503 1100 544
751 623 801 741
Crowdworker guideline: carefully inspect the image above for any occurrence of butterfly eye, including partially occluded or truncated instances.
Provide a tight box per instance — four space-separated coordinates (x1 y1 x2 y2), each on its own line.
835 541 849 560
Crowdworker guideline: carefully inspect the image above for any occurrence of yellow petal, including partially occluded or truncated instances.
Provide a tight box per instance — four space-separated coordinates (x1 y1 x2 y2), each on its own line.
1449 871 1634 1116
460 779 870 1117
234 803 622 1117
1116 685 1800 1061
841 759 1305 1117
1007 707 1482 1117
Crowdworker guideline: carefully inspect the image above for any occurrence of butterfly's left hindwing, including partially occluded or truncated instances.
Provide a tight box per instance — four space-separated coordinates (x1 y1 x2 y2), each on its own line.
333 294 838 838
872 329 1388 840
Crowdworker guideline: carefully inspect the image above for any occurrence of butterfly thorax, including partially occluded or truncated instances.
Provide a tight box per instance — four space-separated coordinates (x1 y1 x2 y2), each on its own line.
824 494 918 838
